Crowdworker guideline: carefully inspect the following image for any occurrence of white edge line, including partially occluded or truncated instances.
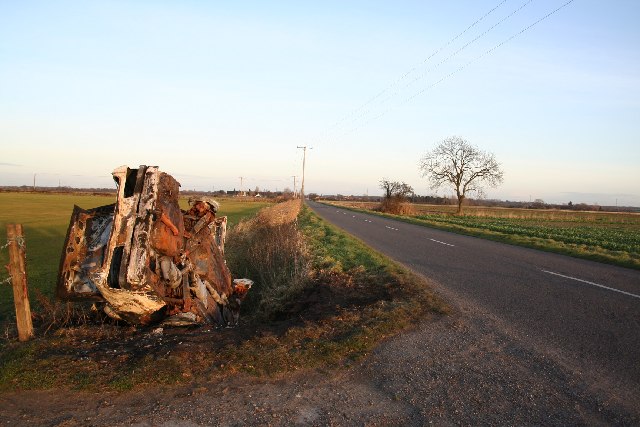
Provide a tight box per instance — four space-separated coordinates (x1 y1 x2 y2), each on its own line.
541 270 640 300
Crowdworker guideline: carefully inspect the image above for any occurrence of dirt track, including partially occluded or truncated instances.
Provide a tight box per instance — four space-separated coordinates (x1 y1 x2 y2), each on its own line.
2 281 638 426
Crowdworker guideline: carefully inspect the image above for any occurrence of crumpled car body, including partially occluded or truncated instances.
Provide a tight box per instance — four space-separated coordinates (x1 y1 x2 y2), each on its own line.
57 165 251 326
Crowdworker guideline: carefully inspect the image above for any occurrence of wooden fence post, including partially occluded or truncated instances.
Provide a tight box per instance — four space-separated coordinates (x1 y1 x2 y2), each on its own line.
6 224 34 341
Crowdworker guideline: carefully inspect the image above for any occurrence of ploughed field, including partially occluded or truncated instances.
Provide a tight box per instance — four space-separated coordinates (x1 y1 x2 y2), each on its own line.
0 192 271 321
328 201 640 269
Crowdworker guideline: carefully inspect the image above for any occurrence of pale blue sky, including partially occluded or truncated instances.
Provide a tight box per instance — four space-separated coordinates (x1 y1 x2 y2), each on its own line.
1 0 639 206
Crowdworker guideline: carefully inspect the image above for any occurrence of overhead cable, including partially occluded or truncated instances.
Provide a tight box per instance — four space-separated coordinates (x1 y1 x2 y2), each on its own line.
330 0 510 130
340 0 576 137
334 0 536 137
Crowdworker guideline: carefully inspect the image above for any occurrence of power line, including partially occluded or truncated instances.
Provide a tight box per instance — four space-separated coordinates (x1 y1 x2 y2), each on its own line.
406 0 577 104
327 0 511 133
331 0 536 139
370 0 535 108
338 0 577 137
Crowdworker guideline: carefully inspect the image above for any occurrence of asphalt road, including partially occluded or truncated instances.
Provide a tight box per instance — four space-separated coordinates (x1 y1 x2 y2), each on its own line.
307 201 640 392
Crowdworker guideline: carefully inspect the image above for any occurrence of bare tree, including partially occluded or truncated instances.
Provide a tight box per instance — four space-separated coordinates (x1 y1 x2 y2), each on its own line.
419 136 503 214
379 178 414 214
379 178 414 199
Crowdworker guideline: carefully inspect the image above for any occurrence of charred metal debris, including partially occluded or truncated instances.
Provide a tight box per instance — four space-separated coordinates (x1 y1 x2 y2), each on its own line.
57 165 253 326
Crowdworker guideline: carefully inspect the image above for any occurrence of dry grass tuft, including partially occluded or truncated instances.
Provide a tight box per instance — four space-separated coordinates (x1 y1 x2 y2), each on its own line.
236 199 302 229
31 289 114 336
227 200 310 319
379 197 415 216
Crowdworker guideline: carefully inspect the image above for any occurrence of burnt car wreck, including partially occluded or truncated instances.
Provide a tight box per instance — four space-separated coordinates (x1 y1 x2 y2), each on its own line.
57 165 252 326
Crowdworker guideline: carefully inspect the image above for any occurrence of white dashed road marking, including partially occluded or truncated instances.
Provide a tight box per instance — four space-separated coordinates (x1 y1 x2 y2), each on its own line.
541 270 640 300
429 238 455 247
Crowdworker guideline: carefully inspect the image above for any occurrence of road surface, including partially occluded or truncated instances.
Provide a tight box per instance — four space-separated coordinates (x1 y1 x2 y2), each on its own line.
308 201 640 404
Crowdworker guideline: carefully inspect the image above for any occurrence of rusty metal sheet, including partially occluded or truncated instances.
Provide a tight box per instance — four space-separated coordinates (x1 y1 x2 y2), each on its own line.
57 204 115 301
57 164 252 326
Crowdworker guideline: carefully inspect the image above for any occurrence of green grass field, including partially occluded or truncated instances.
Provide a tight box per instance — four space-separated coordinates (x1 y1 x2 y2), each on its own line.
328 201 640 270
0 192 270 321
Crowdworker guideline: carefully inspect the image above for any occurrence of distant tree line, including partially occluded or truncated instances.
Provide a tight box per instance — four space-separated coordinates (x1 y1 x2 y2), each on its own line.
315 193 638 213
2 186 637 213
0 185 117 195
0 185 295 201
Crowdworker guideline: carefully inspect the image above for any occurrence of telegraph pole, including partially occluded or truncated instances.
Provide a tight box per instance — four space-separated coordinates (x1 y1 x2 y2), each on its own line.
296 146 311 201
291 176 298 198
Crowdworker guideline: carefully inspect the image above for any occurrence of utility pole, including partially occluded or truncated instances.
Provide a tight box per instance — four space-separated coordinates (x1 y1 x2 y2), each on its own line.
296 146 311 201
291 176 297 198
33 174 36 191
238 176 244 196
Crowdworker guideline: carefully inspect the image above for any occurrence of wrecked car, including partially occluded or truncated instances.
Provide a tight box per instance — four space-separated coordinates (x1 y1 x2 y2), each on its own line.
57 165 252 326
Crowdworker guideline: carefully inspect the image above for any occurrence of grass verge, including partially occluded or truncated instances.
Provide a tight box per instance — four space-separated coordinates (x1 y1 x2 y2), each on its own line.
216 203 448 377
0 200 447 392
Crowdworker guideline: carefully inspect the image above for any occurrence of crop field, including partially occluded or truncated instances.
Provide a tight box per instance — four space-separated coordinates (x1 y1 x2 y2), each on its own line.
0 192 271 321
413 211 640 253
328 201 640 269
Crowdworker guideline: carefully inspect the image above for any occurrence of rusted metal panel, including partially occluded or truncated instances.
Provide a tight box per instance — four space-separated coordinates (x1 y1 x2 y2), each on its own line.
57 165 252 326
57 204 115 301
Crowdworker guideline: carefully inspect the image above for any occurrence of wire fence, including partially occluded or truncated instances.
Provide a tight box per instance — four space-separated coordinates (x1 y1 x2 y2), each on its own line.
0 234 26 285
